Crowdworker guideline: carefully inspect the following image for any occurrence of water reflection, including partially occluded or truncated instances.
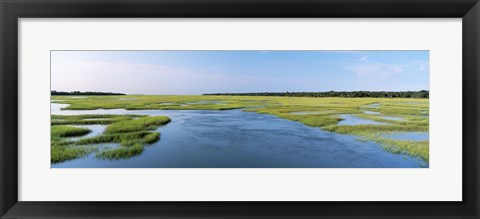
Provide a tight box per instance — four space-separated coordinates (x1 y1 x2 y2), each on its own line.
382 132 429 141
338 114 389 126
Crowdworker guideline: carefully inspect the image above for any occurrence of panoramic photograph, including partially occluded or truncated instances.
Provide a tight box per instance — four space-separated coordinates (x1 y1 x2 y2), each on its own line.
50 50 429 168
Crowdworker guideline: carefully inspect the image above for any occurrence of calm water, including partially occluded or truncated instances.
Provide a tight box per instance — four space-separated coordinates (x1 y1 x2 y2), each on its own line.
382 132 429 141
338 114 389 126
67 125 106 141
363 111 380 115
51 103 426 168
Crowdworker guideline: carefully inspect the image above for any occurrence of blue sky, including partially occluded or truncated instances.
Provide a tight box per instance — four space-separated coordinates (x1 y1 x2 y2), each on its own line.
51 51 429 95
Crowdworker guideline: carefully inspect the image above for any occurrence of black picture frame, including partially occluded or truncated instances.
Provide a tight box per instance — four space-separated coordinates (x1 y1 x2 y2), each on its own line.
1 0 479 218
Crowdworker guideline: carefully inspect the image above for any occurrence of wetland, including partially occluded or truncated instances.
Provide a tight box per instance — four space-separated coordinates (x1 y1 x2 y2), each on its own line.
51 95 429 168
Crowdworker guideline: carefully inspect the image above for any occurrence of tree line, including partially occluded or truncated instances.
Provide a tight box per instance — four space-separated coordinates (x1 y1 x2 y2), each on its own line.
204 90 429 98
51 90 125 96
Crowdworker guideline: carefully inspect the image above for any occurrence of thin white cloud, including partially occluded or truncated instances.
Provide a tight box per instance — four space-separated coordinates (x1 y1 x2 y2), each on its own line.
359 54 372 62
342 58 429 91
399 60 429 71
344 62 403 77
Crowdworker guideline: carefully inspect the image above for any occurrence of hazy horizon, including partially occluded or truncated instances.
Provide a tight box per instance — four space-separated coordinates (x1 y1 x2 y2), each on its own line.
51 50 429 95
51 90 430 96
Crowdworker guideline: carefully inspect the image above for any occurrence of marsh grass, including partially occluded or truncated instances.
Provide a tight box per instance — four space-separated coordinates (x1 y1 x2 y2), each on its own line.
279 114 341 127
51 114 142 125
51 113 171 163
51 125 91 138
323 124 428 133
52 95 429 162
51 145 97 163
96 143 144 160
381 139 429 162
51 138 74 147
105 116 171 133
144 132 161 144
75 131 151 146
357 133 429 161
50 125 96 163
